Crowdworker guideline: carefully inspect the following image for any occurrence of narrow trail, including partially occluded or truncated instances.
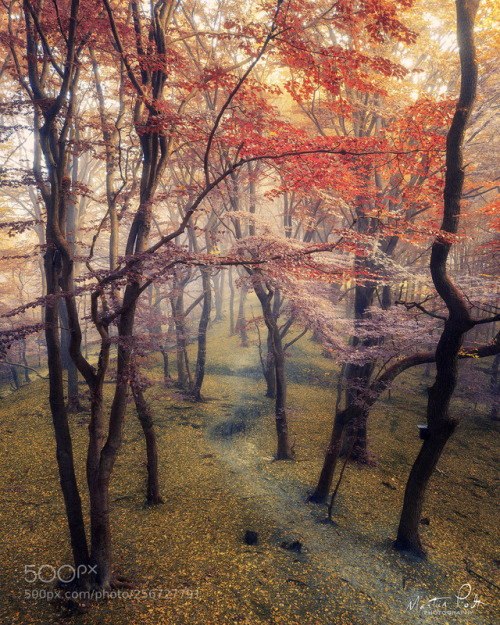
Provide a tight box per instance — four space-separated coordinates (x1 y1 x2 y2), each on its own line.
201 346 497 625
208 433 495 625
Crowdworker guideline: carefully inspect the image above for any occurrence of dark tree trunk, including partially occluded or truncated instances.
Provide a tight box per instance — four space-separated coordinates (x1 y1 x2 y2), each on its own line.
10 363 20 389
310 410 347 503
395 0 479 559
310 352 437 504
340 361 376 463
130 366 163 505
45 253 91 583
60 299 82 412
394 414 458 557
27 1 91 578
192 269 212 401
254 281 292 460
339 279 377 461
263 330 276 398
161 346 171 384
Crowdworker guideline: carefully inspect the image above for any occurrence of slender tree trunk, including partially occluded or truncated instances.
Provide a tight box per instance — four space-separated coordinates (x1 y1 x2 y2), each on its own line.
192 269 212 401
213 271 224 321
130 366 163 505
236 286 249 347
170 290 189 389
264 330 276 398
10 363 20 389
310 410 348 503
161 345 171 384
254 281 292 459
60 299 81 412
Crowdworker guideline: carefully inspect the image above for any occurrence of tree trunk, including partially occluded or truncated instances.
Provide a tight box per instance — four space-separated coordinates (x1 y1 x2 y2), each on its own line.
310 410 348 503
20 339 30 384
170 286 190 389
395 0 479 558
130 367 163 505
60 299 81 412
45 253 90 584
254 281 292 460
161 346 171 384
394 415 458 557
339 279 377 461
236 285 249 347
192 269 212 401
263 331 276 398
213 271 224 322
340 361 376 463
310 352 437 504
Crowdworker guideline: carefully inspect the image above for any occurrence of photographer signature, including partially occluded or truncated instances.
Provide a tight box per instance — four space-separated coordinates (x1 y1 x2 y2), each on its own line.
405 583 487 613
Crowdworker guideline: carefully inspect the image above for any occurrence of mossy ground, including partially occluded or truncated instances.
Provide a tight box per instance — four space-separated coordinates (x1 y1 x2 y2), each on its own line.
0 314 499 624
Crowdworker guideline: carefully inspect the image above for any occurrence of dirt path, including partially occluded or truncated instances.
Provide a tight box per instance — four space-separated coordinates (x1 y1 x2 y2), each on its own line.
201 344 499 625
207 431 497 625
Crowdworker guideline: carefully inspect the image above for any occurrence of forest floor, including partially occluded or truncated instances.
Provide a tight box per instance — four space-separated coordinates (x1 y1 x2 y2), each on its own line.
0 322 499 624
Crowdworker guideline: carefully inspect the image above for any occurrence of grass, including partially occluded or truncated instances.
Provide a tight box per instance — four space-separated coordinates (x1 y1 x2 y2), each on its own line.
0 313 499 624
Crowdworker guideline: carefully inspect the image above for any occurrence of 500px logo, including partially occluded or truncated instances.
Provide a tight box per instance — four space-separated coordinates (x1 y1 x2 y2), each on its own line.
24 564 97 584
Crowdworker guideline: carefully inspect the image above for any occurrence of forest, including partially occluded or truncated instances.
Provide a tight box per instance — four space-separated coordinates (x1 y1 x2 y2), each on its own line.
0 0 498 623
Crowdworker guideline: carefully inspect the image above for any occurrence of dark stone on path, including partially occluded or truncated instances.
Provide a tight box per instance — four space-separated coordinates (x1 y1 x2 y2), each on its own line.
244 530 258 545
281 540 302 553
420 517 430 525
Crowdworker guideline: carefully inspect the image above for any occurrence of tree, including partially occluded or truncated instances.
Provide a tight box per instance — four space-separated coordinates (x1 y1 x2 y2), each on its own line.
3 0 494 592
394 0 483 558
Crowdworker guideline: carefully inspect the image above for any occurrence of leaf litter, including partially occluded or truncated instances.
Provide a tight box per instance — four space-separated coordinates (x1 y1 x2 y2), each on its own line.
0 324 498 624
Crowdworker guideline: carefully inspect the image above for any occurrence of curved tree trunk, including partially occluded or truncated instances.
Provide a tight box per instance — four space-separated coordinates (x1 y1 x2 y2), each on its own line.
24 0 91 585
395 0 479 558
311 352 437 503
